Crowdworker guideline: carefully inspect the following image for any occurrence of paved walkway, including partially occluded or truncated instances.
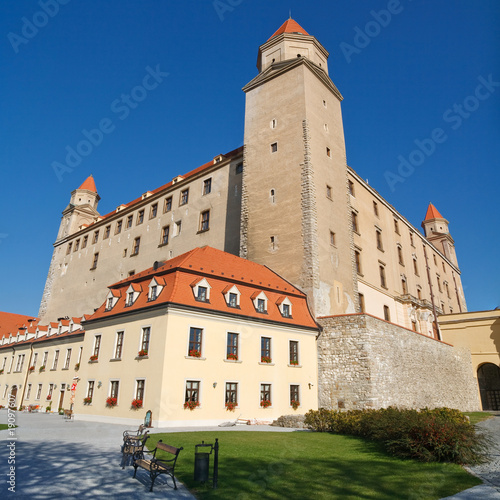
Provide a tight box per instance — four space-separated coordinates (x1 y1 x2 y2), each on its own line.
1 410 499 499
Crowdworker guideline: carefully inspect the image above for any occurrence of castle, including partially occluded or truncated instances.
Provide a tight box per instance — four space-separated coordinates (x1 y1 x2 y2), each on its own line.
0 20 479 424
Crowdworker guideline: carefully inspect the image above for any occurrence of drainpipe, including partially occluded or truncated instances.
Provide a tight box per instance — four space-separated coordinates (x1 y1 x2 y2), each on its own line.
19 343 34 408
423 245 441 341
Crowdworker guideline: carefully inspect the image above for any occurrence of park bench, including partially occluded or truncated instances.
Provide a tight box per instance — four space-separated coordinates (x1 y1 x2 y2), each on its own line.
121 430 149 468
133 440 183 491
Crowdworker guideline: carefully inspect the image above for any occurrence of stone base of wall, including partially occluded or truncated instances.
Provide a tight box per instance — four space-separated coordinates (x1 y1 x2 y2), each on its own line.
317 314 480 412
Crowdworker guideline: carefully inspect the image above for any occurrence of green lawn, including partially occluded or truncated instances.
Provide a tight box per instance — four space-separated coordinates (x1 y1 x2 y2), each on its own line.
0 424 8 431
464 412 494 425
149 431 481 499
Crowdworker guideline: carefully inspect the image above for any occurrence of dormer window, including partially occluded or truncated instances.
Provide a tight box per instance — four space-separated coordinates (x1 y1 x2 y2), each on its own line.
197 287 207 302
106 298 114 310
257 299 266 313
191 278 211 302
282 304 291 317
105 292 119 311
148 278 164 302
277 297 293 318
150 285 157 301
252 291 268 314
224 285 241 308
229 293 238 307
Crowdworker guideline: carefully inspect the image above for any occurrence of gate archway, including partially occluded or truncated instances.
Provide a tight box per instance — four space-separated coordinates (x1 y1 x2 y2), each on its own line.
477 363 500 410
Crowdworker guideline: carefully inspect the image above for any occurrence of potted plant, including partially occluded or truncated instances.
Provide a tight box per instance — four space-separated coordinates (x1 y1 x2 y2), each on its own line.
45 405 51 413
74 363 80 370
225 401 237 412
260 399 271 408
289 360 299 366
189 349 201 358
261 356 272 363
227 353 238 361
106 397 117 407
83 397 92 405
131 399 143 409
28 366 35 373
89 355 98 362
138 349 148 357
0 369 3 375
46 395 52 401
58 408 64 415
183 400 199 410
39 365 45 373
291 400 300 410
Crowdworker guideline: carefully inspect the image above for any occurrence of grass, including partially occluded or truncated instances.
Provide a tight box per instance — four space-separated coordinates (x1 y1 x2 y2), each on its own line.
149 431 481 499
464 412 494 425
0 424 9 431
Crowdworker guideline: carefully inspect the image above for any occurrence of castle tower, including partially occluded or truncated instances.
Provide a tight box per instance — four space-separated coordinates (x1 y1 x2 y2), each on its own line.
241 19 356 316
421 203 459 268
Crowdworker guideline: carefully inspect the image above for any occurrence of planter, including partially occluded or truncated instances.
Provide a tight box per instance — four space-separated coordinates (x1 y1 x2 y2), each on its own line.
83 398 92 405
291 400 300 410
260 400 271 408
89 355 98 362
183 400 199 411
106 397 117 407
225 401 237 412
137 350 148 357
131 399 143 409
189 350 201 358
227 353 238 361
261 356 272 363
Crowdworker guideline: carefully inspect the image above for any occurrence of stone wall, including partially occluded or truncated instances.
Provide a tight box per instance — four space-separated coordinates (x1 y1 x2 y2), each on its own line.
317 313 480 412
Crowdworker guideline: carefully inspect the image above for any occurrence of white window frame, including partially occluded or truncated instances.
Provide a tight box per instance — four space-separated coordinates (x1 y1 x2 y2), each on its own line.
224 285 241 308
192 278 211 302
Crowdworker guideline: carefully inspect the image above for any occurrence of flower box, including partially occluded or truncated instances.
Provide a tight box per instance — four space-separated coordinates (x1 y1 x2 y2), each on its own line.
83 397 92 405
75 363 80 370
106 397 117 407
89 355 98 362
28 366 35 373
137 350 148 357
227 353 238 361
260 399 271 408
39 366 45 373
131 399 143 409
183 400 199 410
189 349 201 358
0 369 3 375
289 360 299 366
261 356 272 363
291 400 300 410
46 395 52 401
225 401 237 412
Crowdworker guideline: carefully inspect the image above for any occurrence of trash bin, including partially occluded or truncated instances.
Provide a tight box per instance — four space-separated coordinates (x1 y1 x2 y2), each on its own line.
194 450 210 482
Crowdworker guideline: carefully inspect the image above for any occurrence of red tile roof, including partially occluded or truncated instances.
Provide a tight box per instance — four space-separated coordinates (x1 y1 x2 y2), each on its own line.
0 312 38 340
87 246 317 330
424 203 445 221
78 175 97 193
269 19 309 40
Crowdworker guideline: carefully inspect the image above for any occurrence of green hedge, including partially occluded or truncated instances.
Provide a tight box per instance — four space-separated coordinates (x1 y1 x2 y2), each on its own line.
304 407 489 464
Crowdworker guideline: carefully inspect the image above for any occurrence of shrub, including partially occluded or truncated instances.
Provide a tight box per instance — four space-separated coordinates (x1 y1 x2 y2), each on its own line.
305 407 489 465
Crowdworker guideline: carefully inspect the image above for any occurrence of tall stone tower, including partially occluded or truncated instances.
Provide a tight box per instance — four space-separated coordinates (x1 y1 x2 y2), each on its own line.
241 19 356 316
421 203 459 268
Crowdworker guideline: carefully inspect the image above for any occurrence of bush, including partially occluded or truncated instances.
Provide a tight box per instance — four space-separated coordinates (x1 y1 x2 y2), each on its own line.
304 407 489 465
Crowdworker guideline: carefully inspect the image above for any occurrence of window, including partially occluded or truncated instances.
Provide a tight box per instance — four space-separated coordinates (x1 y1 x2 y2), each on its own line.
115 220 122 234
433 254 437 265
401 279 407 294
106 297 114 311
442 262 446 273
64 349 72 369
141 327 150 353
74 239 80 252
200 210 210 232
330 231 336 246
87 381 95 400
160 225 170 245
413 258 419 276
104 225 111 239
270 189 275 203
48 384 54 399
445 282 450 298
180 189 189 206
227 333 238 360
417 287 422 300
228 293 238 308
326 185 332 199
352 212 359 233
189 327 203 357
379 265 387 288
32 352 38 369
126 291 134 307
114 331 124 359
174 220 182 236
26 384 32 400
185 380 200 404
92 230 99 244
409 232 414 246
236 163 243 174
126 215 133 229
373 201 379 217
93 335 101 359
437 276 442 292
383 305 390 321
257 298 266 313
412 320 417 332
271 118 277 129
136 379 145 401
290 385 299 407
394 219 400 234
82 235 88 248
90 252 99 270
137 210 144 225
271 142 278 153
261 337 271 362
197 286 208 302
150 285 157 301
397 246 404 265
42 351 48 368
15 354 25 372
326 147 331 157
66 242 72 255
260 383 271 405
150 203 158 219
282 303 291 318
164 196 172 212
203 178 212 195
289 341 299 365
375 230 383 251
358 293 365 312
348 180 355 196
131 237 140 256
36 384 42 400
225 382 238 407
355 250 362 275
110 380 119 400
52 350 59 370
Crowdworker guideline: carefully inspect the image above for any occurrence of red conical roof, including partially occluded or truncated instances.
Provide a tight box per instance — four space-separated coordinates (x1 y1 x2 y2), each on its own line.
424 203 444 221
78 175 97 193
268 19 309 40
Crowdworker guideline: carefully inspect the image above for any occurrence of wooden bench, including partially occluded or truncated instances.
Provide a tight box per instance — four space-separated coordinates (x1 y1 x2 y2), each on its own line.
133 440 183 491
121 431 149 469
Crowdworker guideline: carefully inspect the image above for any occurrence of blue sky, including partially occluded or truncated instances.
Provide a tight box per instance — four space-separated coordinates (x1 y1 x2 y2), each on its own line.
1 0 499 316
